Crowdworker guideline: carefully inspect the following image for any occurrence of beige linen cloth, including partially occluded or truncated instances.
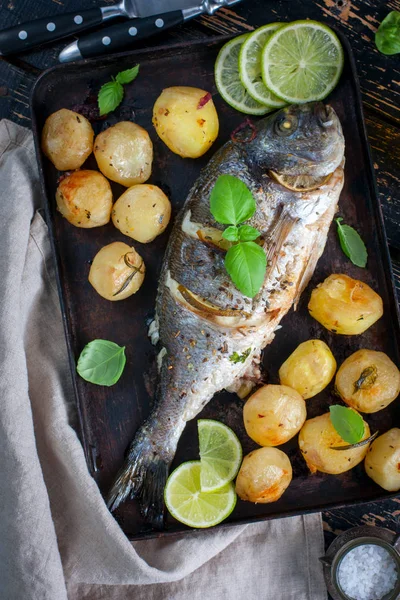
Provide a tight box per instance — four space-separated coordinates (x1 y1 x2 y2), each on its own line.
0 118 328 600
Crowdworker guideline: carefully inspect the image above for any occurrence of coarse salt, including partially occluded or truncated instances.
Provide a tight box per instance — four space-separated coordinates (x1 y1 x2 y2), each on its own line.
338 544 398 600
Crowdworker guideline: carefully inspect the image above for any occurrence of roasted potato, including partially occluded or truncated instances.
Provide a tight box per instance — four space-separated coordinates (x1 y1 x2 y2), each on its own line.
112 184 171 243
279 340 337 399
243 384 306 446
308 274 383 335
365 428 400 491
235 447 292 503
298 412 371 474
41 108 94 171
94 121 153 186
153 86 219 158
89 242 145 301
56 170 112 228
335 349 400 413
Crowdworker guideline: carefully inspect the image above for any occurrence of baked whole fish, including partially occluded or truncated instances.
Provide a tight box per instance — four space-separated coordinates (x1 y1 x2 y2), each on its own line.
108 102 345 526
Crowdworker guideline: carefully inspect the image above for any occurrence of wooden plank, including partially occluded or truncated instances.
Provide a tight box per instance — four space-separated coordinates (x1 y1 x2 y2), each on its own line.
1 0 400 122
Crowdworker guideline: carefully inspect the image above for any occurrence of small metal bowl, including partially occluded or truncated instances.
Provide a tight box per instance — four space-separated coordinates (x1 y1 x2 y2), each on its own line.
320 526 400 600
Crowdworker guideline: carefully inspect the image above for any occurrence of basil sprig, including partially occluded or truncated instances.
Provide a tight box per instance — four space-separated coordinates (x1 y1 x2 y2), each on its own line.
375 11 400 56
98 65 140 116
210 174 267 298
77 339 126 386
336 217 367 268
329 405 365 444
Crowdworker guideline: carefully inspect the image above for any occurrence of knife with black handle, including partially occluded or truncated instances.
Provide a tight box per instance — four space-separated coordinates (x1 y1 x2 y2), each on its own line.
59 0 241 63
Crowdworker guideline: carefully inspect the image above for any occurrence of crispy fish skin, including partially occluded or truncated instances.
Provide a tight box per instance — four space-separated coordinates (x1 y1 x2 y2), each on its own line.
108 103 345 526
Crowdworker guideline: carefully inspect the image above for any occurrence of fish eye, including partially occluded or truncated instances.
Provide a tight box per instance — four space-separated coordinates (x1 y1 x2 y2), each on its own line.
274 114 298 136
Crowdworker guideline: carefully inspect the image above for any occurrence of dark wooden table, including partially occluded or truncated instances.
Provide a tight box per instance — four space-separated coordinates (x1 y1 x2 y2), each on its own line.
1 0 400 554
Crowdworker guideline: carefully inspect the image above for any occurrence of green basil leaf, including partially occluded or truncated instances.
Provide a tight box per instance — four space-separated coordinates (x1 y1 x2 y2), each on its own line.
115 64 140 85
375 11 400 55
210 174 256 225
98 81 124 116
77 339 126 386
222 226 239 241
329 405 365 444
336 218 367 268
225 241 267 298
238 225 260 242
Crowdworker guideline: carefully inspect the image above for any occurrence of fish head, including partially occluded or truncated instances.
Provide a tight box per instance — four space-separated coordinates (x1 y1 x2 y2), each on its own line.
246 102 344 177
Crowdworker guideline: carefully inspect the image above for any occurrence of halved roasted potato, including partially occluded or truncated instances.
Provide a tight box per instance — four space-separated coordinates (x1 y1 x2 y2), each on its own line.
335 349 400 413
308 274 383 335
365 428 400 491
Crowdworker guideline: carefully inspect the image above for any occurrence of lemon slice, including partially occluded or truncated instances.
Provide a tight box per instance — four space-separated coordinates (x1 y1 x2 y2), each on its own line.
215 34 272 115
239 23 287 107
269 170 333 192
164 461 237 528
198 419 242 492
261 20 344 103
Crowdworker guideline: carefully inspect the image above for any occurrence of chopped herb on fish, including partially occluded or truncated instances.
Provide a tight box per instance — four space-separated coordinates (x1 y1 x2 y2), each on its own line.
229 348 252 363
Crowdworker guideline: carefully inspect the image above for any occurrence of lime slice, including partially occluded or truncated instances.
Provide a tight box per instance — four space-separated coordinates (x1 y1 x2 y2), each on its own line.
261 20 344 103
198 419 242 492
215 34 272 115
269 170 333 192
164 461 237 528
239 23 287 108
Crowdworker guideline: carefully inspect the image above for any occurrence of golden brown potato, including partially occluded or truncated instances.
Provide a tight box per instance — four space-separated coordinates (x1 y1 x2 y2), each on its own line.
153 86 219 158
41 108 94 171
94 121 153 186
335 349 400 413
308 274 383 335
298 412 370 475
365 428 400 491
279 340 337 399
112 184 171 243
56 170 112 228
235 447 292 503
89 242 145 301
243 384 306 447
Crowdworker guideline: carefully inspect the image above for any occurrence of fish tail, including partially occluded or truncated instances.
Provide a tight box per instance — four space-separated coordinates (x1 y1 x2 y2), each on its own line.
107 428 169 529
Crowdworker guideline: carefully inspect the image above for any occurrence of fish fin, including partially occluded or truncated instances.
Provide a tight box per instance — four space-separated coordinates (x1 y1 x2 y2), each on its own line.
107 434 169 529
266 211 297 274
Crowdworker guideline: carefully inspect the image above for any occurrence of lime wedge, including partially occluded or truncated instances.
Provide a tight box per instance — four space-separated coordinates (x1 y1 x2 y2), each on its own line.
239 23 287 108
215 34 272 115
164 461 237 528
261 20 344 103
198 419 242 492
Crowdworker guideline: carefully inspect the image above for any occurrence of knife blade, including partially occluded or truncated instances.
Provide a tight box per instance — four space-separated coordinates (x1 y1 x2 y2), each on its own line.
59 0 242 63
0 0 198 56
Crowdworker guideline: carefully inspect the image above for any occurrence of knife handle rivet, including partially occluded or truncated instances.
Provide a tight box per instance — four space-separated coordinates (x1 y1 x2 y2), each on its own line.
18 30 28 40
155 18 164 28
102 36 111 46
128 26 138 36
47 22 56 32
74 15 83 25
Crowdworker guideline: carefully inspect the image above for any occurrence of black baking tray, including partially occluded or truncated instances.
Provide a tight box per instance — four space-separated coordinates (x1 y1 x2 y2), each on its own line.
31 32 400 540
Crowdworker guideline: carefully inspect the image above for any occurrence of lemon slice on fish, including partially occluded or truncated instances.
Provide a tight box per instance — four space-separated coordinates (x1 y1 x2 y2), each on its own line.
269 170 333 192
239 23 287 108
164 461 237 528
215 34 272 115
198 420 243 492
261 21 344 103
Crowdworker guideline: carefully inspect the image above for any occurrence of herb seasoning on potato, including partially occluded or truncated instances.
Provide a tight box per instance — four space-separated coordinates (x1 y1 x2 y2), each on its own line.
152 86 219 158
42 108 94 171
112 184 171 243
89 242 145 301
94 121 153 187
56 170 113 228
335 349 400 413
